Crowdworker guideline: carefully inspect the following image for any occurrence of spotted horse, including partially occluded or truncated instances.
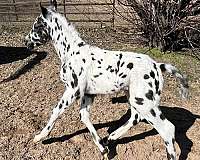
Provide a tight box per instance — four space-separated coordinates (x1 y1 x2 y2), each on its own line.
25 1 189 159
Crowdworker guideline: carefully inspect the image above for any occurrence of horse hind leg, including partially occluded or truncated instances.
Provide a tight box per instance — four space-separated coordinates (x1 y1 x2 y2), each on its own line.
128 80 176 160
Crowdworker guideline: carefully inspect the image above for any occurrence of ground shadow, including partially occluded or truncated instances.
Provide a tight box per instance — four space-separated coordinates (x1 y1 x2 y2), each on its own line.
42 96 199 160
0 46 47 83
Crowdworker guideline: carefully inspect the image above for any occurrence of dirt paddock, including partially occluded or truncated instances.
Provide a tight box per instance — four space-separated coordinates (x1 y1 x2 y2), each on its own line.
0 26 200 160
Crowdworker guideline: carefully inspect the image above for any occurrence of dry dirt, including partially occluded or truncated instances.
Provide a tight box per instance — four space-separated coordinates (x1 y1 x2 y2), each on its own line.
0 26 200 160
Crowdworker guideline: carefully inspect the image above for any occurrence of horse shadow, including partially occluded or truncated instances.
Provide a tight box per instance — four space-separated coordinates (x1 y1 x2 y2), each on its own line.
0 46 47 83
42 96 199 160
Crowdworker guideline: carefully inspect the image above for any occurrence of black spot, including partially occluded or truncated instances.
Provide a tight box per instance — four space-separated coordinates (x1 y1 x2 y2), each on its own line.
158 90 161 95
75 89 80 98
94 75 99 78
98 66 101 68
160 113 166 120
82 59 86 63
76 51 80 55
119 73 123 77
145 90 154 100
72 72 78 87
67 44 70 52
51 29 54 35
91 53 94 55
92 57 95 61
135 97 144 105
110 69 114 73
57 34 60 40
133 120 137 125
59 103 62 109
47 126 50 130
120 62 125 67
97 60 101 64
150 109 156 117
160 64 166 72
79 67 84 76
119 53 123 59
148 82 153 87
150 71 155 79
144 74 150 79
165 141 169 146
71 81 74 88
117 60 120 67
78 42 85 47
153 63 157 70
66 101 68 106
55 26 57 31
63 68 66 73
106 65 112 70
127 63 133 69
63 41 66 48
155 79 159 94
135 114 138 120
120 83 124 86
121 74 127 78
136 56 141 59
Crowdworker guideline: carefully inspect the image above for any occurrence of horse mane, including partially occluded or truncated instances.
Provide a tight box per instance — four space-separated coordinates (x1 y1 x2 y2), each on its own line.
50 11 82 42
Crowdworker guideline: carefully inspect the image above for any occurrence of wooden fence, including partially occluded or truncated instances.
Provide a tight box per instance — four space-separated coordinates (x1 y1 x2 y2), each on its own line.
0 0 140 28
0 0 113 27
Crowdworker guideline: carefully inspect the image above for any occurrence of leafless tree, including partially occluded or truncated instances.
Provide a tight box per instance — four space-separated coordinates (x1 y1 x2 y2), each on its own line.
117 0 200 52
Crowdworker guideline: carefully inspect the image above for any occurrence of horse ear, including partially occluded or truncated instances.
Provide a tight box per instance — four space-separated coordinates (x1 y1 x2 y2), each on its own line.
50 0 57 10
40 3 48 18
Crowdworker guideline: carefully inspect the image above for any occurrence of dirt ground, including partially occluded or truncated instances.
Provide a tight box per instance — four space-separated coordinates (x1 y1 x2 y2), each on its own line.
0 26 200 160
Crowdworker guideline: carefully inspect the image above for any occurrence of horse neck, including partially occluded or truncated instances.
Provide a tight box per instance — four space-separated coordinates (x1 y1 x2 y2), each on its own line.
49 13 85 63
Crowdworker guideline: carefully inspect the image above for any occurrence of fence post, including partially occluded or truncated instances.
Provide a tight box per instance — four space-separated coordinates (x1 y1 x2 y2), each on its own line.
112 0 115 29
63 0 66 17
12 0 18 21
